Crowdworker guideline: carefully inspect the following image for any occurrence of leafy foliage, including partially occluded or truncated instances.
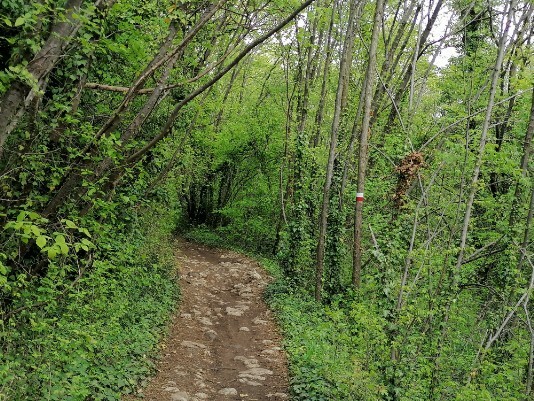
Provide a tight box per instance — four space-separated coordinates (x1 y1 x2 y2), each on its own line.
1 0 533 399
0 202 180 400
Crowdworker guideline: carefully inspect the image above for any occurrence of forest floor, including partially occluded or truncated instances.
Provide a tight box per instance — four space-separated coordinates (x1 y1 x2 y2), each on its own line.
123 239 289 401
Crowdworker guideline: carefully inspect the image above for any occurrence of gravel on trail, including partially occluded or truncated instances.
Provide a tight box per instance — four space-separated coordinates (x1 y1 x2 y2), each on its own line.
123 240 289 401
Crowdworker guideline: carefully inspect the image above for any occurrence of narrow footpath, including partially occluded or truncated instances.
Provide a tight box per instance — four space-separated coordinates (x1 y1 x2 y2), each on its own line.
124 240 289 401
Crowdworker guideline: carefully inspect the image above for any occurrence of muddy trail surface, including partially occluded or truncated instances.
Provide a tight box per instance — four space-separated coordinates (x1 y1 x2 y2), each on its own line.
124 240 289 401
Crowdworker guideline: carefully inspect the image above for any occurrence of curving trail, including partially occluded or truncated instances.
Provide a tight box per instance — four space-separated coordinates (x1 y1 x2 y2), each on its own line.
124 240 289 401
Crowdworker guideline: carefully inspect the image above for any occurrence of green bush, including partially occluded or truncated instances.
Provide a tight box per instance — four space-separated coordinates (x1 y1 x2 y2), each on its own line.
0 207 180 401
265 273 385 401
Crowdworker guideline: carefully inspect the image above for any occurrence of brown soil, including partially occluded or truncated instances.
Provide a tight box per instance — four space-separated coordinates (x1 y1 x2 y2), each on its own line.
123 240 289 401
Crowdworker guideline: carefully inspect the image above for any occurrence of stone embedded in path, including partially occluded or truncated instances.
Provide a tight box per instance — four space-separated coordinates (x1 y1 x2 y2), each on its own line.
203 329 217 341
198 317 213 326
262 346 282 355
225 307 243 316
240 367 273 377
238 366 274 386
233 283 253 296
267 393 289 399
218 387 238 395
246 270 263 281
238 378 262 386
173 369 188 376
181 341 206 349
239 326 250 332
234 355 260 368
163 386 181 392
252 317 268 325
226 305 249 316
169 390 190 401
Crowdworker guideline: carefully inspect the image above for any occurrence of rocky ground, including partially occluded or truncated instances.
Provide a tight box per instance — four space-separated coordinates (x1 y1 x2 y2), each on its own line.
123 240 289 401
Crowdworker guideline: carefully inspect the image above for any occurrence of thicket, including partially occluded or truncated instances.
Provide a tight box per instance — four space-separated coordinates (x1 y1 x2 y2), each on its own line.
1 0 533 400
1 202 180 400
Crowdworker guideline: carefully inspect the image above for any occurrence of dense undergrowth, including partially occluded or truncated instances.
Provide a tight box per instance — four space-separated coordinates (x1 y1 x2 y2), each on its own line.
265 285 384 401
0 206 180 401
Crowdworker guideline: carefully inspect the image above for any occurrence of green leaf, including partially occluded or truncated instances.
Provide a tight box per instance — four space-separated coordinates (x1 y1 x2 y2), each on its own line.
47 247 58 259
31 225 40 236
55 234 66 244
59 243 69 255
17 211 27 221
63 219 77 229
36 236 47 249
81 238 94 248
3 18 12 27
0 261 7 275
79 227 91 238
14 17 25 27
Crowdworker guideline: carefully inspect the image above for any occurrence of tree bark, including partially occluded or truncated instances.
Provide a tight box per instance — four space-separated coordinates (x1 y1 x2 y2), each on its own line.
315 0 359 301
0 0 85 159
352 0 385 288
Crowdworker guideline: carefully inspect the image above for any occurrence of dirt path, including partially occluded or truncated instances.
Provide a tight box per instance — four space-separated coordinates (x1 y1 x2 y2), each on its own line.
124 240 289 401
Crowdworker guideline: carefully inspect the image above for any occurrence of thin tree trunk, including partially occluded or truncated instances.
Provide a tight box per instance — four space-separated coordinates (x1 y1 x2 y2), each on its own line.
296 18 317 137
455 0 515 270
525 302 534 397
315 0 359 301
510 87 534 225
352 0 384 288
312 4 336 147
518 188 534 270
340 76 365 195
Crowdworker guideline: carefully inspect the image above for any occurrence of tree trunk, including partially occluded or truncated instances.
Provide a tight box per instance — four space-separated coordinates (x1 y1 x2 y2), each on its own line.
312 4 336 148
455 0 515 270
509 87 534 225
315 0 359 301
0 0 85 159
352 0 385 288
